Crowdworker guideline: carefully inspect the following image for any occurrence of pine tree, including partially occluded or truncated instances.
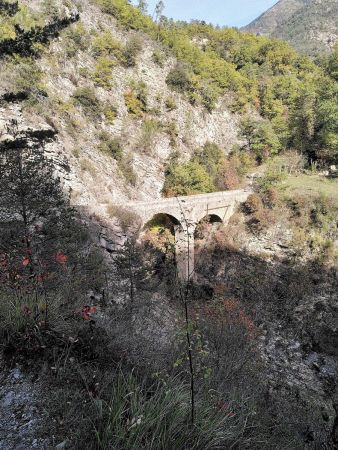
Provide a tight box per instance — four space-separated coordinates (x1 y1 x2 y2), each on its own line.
0 120 81 290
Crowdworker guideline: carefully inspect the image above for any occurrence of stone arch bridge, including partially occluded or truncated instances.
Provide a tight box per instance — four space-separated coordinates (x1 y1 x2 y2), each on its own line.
126 189 250 280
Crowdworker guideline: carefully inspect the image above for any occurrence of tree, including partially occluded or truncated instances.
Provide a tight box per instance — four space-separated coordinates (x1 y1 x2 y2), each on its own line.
154 0 164 22
290 85 317 159
0 121 94 304
192 142 224 183
137 0 148 14
163 161 214 197
154 0 165 40
240 117 281 163
112 238 154 317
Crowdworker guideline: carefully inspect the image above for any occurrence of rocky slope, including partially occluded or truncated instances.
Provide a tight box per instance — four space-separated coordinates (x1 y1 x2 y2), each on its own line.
243 0 338 56
0 0 240 224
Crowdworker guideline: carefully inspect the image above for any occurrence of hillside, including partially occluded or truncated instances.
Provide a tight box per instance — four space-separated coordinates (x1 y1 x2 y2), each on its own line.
0 1 337 449
243 0 338 56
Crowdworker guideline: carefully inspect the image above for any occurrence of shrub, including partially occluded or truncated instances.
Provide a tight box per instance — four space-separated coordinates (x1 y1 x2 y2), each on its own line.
192 142 224 182
152 48 165 66
165 96 177 111
138 119 162 153
163 161 214 197
122 35 143 67
103 103 118 123
107 204 139 231
243 193 264 215
166 63 193 93
124 81 147 116
98 131 123 160
62 22 88 57
12 56 43 93
216 160 241 190
73 86 102 118
91 56 115 88
240 116 282 162
257 161 287 192
124 90 143 117
164 121 179 147
118 153 137 186
92 30 123 59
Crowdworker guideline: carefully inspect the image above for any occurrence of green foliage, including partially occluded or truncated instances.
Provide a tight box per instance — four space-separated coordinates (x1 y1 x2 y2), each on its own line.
11 55 43 92
327 43 338 81
73 86 102 118
257 161 287 192
103 103 118 123
240 116 281 162
98 131 123 160
93 0 337 165
0 8 79 57
62 22 88 57
92 56 115 88
152 47 165 66
165 96 177 111
122 35 143 67
138 119 162 153
163 160 214 197
92 30 123 59
166 63 193 93
192 141 224 182
124 80 148 116
92 370 248 450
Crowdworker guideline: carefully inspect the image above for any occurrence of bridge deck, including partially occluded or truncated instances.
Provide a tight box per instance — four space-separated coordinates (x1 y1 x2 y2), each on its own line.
125 189 250 209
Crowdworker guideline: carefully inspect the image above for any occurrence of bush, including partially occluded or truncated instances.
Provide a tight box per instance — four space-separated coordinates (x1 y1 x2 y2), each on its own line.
138 119 162 153
165 96 177 111
163 161 214 197
92 56 115 88
164 121 179 147
12 56 43 93
92 30 123 59
240 117 282 163
103 103 118 123
257 162 287 192
166 63 193 93
118 153 137 186
216 160 241 190
107 204 139 231
98 131 123 160
242 193 276 233
73 86 102 118
152 48 165 66
124 81 147 116
122 35 143 67
243 193 264 215
192 142 224 182
62 22 88 57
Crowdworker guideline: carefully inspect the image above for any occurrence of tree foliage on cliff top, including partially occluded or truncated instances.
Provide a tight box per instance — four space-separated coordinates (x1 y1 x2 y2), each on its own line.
95 0 337 165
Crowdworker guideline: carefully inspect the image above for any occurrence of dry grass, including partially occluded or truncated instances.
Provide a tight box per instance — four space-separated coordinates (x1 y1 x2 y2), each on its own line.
281 175 338 200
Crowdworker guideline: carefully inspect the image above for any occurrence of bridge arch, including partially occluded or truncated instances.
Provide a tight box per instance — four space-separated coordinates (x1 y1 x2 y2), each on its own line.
143 212 181 232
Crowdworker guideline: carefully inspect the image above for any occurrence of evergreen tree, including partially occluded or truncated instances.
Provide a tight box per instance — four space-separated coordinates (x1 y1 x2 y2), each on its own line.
0 120 85 291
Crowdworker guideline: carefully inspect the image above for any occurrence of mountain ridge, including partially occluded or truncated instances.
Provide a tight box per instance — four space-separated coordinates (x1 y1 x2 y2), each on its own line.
243 0 338 56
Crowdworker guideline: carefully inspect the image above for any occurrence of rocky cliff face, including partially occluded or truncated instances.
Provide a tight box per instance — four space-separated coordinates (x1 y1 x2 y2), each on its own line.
243 0 338 56
0 0 240 224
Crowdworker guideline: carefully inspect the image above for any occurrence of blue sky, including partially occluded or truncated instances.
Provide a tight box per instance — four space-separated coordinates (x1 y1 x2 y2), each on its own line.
132 0 278 28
